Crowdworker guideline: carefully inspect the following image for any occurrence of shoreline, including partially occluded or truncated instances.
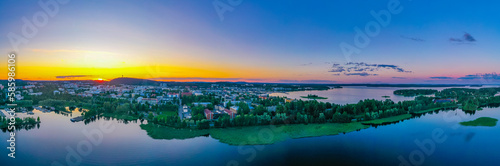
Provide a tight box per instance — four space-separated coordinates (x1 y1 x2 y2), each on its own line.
361 114 412 125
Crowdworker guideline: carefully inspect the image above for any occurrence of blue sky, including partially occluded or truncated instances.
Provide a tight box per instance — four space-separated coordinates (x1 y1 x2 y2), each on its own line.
1 0 499 83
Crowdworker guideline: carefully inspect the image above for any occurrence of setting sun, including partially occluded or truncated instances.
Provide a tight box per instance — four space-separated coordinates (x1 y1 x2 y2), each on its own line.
93 78 108 83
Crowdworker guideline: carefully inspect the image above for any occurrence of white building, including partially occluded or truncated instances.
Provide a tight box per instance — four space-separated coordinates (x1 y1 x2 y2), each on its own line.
29 92 43 96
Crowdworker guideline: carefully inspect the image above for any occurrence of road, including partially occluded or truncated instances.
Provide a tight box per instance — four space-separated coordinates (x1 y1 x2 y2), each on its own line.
177 97 183 119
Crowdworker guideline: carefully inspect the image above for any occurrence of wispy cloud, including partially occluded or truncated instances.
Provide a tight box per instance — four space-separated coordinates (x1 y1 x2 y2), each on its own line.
329 62 412 76
278 79 337 84
430 76 454 79
401 35 425 42
56 75 93 79
329 67 345 72
449 32 476 43
344 72 378 77
302 80 338 83
300 62 313 66
458 73 500 80
392 77 407 79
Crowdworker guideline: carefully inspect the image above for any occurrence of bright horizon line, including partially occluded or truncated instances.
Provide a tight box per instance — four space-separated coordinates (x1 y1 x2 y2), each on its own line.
7 77 499 85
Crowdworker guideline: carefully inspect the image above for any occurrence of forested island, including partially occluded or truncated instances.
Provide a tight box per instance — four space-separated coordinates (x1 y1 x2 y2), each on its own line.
393 89 438 96
460 117 498 127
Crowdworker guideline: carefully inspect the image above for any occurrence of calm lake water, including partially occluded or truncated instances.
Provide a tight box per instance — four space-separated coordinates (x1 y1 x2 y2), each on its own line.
1 86 500 166
270 86 499 105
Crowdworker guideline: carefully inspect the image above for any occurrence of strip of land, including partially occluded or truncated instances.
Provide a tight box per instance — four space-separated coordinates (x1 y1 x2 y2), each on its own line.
411 107 443 115
361 114 412 125
141 122 370 145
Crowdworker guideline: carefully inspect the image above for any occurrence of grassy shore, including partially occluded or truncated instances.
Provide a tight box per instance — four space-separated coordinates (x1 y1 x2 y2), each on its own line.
460 117 498 127
211 123 370 145
140 124 210 140
362 114 412 125
411 107 442 115
141 122 370 145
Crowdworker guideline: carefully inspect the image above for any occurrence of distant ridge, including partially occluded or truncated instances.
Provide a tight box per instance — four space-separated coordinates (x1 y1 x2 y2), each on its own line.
109 77 158 85
0 79 27 86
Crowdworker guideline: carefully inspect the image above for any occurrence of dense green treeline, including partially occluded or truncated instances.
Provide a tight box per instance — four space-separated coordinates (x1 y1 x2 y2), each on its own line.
436 88 500 111
150 97 429 129
0 116 40 130
83 97 179 120
394 89 438 96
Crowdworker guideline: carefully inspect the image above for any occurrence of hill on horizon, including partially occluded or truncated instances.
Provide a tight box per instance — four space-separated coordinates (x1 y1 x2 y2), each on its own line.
109 77 159 85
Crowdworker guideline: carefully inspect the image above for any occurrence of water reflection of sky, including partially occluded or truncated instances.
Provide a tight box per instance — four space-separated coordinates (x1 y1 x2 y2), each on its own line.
271 86 500 105
270 86 441 105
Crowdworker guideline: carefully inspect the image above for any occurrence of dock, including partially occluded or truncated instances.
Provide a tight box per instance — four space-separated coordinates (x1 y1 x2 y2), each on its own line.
70 116 84 122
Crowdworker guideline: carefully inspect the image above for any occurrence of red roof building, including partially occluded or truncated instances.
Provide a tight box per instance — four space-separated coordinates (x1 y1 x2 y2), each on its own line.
224 109 235 119
204 109 213 120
